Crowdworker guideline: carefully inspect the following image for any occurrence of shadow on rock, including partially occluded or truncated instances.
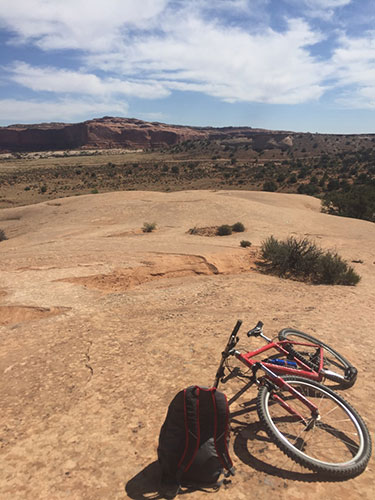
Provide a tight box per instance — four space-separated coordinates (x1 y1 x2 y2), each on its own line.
125 461 163 499
232 420 345 483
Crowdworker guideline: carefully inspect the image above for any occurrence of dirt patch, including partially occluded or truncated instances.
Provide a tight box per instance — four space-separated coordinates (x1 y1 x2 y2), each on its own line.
60 251 258 292
187 225 220 236
0 305 70 326
107 229 144 238
187 225 247 237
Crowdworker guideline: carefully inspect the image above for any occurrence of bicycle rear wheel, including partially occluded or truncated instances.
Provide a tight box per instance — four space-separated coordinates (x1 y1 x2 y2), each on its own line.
278 328 357 388
257 376 371 478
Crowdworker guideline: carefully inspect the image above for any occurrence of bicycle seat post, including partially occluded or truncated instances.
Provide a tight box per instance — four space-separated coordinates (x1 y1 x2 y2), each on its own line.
260 332 272 343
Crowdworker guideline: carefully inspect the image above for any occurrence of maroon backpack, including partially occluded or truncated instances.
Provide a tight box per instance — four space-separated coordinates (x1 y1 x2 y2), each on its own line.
157 386 234 498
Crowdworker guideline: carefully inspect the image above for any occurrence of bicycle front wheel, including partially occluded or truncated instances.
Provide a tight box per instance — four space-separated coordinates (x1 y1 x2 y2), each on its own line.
257 376 371 478
278 328 357 388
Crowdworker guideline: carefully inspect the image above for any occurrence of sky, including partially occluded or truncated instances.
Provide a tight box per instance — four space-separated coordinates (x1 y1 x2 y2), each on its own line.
0 0 375 133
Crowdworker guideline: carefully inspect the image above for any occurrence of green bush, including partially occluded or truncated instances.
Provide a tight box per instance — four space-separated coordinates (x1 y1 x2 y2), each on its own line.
261 236 321 278
315 252 361 285
142 222 157 233
322 185 375 222
263 180 277 192
259 235 360 286
0 229 7 242
232 222 245 232
217 224 232 236
240 240 251 248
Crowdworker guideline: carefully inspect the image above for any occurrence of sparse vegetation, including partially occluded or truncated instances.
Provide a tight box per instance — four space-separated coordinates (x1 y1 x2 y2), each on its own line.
259 235 360 285
142 222 157 233
231 222 245 232
0 229 7 241
315 251 361 286
263 180 277 192
240 240 251 247
216 224 232 236
1 129 374 215
322 185 375 222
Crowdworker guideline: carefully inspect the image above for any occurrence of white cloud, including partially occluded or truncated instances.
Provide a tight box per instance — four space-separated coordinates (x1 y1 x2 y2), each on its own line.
0 0 168 51
304 0 351 6
286 0 351 20
0 98 129 125
7 62 170 99
0 3 331 106
2 0 354 109
193 0 254 12
90 16 328 104
332 31 375 108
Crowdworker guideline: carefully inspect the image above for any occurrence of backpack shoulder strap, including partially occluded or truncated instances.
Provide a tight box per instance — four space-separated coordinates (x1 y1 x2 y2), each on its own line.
176 386 201 481
211 389 235 474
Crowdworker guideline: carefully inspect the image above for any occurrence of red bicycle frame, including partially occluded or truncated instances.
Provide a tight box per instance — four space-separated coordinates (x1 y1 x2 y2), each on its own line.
214 321 326 420
237 339 324 382
226 339 325 419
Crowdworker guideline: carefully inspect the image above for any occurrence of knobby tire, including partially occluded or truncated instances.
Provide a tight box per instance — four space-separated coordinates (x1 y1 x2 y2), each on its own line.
278 328 357 388
256 376 371 478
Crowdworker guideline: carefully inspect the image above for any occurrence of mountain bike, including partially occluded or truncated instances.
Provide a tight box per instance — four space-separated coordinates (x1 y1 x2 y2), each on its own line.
214 320 372 479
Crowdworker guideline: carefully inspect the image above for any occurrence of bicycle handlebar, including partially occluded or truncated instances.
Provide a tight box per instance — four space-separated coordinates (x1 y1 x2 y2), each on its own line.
231 319 243 337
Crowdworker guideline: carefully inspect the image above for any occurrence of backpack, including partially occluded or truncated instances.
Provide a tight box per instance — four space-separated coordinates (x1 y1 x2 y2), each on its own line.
157 385 235 498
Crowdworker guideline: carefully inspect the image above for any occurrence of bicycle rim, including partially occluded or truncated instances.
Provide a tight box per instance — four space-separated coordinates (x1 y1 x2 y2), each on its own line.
278 329 357 388
257 376 371 478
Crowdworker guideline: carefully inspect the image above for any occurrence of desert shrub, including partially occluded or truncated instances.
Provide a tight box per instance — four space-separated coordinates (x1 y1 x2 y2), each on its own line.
327 178 340 191
259 235 360 286
142 222 157 233
0 229 7 241
322 185 375 222
315 251 361 285
297 183 320 196
263 180 277 192
91 188 99 194
240 240 251 248
261 236 321 278
231 222 245 232
40 184 47 194
217 224 232 236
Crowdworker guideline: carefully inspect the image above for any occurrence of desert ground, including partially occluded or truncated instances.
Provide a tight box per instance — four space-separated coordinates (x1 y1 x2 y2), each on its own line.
0 189 374 499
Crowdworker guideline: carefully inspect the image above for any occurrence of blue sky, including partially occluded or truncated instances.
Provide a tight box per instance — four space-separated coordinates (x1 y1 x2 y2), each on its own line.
0 0 374 132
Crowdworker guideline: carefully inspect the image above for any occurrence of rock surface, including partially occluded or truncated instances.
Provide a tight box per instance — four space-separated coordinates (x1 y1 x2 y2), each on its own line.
0 116 292 152
0 190 374 499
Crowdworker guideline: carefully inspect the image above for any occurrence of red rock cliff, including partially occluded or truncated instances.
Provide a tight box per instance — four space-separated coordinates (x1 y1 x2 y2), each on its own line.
0 117 208 152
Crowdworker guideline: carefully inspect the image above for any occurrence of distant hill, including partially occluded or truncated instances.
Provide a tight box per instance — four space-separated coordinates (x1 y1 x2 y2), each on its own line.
2 115 374 154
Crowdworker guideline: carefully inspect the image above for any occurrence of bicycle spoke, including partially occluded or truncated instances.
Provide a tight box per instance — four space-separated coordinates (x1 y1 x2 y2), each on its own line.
261 379 365 467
